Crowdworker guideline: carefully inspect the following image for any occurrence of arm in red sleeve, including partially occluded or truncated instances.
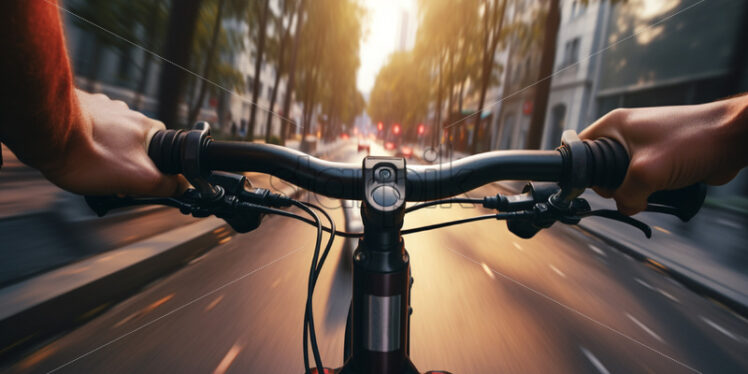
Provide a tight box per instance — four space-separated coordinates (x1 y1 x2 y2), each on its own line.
0 1 184 196
0 0 82 172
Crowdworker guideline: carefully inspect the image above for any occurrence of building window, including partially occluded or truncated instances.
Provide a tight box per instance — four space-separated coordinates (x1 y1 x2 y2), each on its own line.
561 37 580 68
500 113 516 150
570 0 585 19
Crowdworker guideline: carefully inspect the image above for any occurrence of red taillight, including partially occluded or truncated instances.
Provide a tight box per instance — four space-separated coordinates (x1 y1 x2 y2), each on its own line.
385 141 395 150
392 123 401 135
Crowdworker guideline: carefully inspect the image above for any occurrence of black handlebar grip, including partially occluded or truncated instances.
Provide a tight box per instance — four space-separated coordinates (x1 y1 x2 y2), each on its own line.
148 129 187 174
580 137 706 221
583 137 629 190
646 183 706 222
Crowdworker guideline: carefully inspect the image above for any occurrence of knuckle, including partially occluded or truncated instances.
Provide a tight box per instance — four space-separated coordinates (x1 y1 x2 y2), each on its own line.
605 108 629 125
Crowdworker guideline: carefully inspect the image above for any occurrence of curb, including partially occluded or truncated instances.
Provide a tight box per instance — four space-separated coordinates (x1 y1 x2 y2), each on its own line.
578 221 748 318
0 218 227 358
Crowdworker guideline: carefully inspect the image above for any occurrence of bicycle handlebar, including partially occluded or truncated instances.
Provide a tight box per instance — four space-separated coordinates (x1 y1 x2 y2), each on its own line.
148 129 625 201
203 141 564 201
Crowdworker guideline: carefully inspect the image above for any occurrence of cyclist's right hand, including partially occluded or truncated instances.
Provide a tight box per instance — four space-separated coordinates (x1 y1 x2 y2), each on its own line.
579 95 748 215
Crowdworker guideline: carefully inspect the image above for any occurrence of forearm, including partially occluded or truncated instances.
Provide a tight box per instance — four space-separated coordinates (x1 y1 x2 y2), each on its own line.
0 0 83 171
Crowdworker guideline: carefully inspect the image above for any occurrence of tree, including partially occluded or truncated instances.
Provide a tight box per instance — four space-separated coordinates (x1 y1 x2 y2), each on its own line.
132 0 168 111
187 0 227 126
367 51 430 141
280 0 307 144
525 0 560 149
245 0 271 141
157 0 203 128
472 0 508 153
265 0 300 143
295 0 364 149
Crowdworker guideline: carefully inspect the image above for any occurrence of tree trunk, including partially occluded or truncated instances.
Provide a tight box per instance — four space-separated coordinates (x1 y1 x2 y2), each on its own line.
446 50 454 125
247 0 271 141
281 0 306 145
433 56 444 149
525 0 560 149
188 0 226 126
265 67 282 142
472 0 507 153
157 0 203 129
133 53 153 110
265 25 291 142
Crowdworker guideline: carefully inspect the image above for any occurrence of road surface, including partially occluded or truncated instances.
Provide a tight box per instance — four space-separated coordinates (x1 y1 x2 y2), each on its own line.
4 140 747 374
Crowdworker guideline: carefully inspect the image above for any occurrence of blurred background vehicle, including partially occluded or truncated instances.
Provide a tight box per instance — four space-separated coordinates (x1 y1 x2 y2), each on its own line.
357 136 370 154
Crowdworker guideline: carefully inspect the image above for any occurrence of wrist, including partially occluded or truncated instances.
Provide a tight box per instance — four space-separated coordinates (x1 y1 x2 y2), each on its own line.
721 95 748 168
36 94 95 179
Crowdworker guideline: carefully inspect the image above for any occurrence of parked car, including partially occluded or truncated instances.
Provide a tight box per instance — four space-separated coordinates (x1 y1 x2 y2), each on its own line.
357 137 371 154
396 145 413 159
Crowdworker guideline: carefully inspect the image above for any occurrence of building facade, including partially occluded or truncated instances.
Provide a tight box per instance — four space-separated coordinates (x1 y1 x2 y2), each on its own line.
62 0 301 140
540 0 611 149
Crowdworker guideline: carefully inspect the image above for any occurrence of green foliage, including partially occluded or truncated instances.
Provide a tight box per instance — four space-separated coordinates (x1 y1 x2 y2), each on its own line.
367 51 430 133
296 0 366 136
266 135 283 145
188 0 245 96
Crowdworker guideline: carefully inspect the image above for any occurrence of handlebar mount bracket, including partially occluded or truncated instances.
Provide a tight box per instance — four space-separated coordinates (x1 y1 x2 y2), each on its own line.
361 156 407 251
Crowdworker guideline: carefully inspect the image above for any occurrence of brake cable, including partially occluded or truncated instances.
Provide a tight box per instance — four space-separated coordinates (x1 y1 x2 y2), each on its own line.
290 201 326 373
401 211 534 234
404 197 484 213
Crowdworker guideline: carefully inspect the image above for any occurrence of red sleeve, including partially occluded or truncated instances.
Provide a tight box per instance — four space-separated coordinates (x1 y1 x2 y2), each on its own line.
0 0 81 170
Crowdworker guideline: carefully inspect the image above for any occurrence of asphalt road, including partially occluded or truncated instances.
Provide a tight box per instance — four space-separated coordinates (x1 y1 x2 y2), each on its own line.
4 140 747 374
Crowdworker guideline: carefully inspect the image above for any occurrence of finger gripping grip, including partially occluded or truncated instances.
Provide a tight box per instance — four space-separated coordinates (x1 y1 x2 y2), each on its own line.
583 138 629 190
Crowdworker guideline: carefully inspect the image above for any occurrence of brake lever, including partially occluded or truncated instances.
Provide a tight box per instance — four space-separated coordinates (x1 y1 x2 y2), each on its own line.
577 209 652 238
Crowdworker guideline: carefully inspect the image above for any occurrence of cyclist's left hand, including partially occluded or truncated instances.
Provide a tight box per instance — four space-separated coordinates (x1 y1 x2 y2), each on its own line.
40 89 187 196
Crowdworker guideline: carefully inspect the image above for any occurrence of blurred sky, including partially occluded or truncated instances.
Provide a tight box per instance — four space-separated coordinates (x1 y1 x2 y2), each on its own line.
357 0 417 95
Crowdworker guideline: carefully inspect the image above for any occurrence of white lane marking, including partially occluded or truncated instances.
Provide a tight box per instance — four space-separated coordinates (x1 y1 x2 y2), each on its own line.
447 247 700 373
588 244 606 257
581 347 611 374
512 242 523 251
635 278 680 303
549 264 566 278
481 262 496 279
213 343 243 374
715 218 741 230
627 313 664 343
657 288 680 303
700 316 744 342
46 246 306 374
